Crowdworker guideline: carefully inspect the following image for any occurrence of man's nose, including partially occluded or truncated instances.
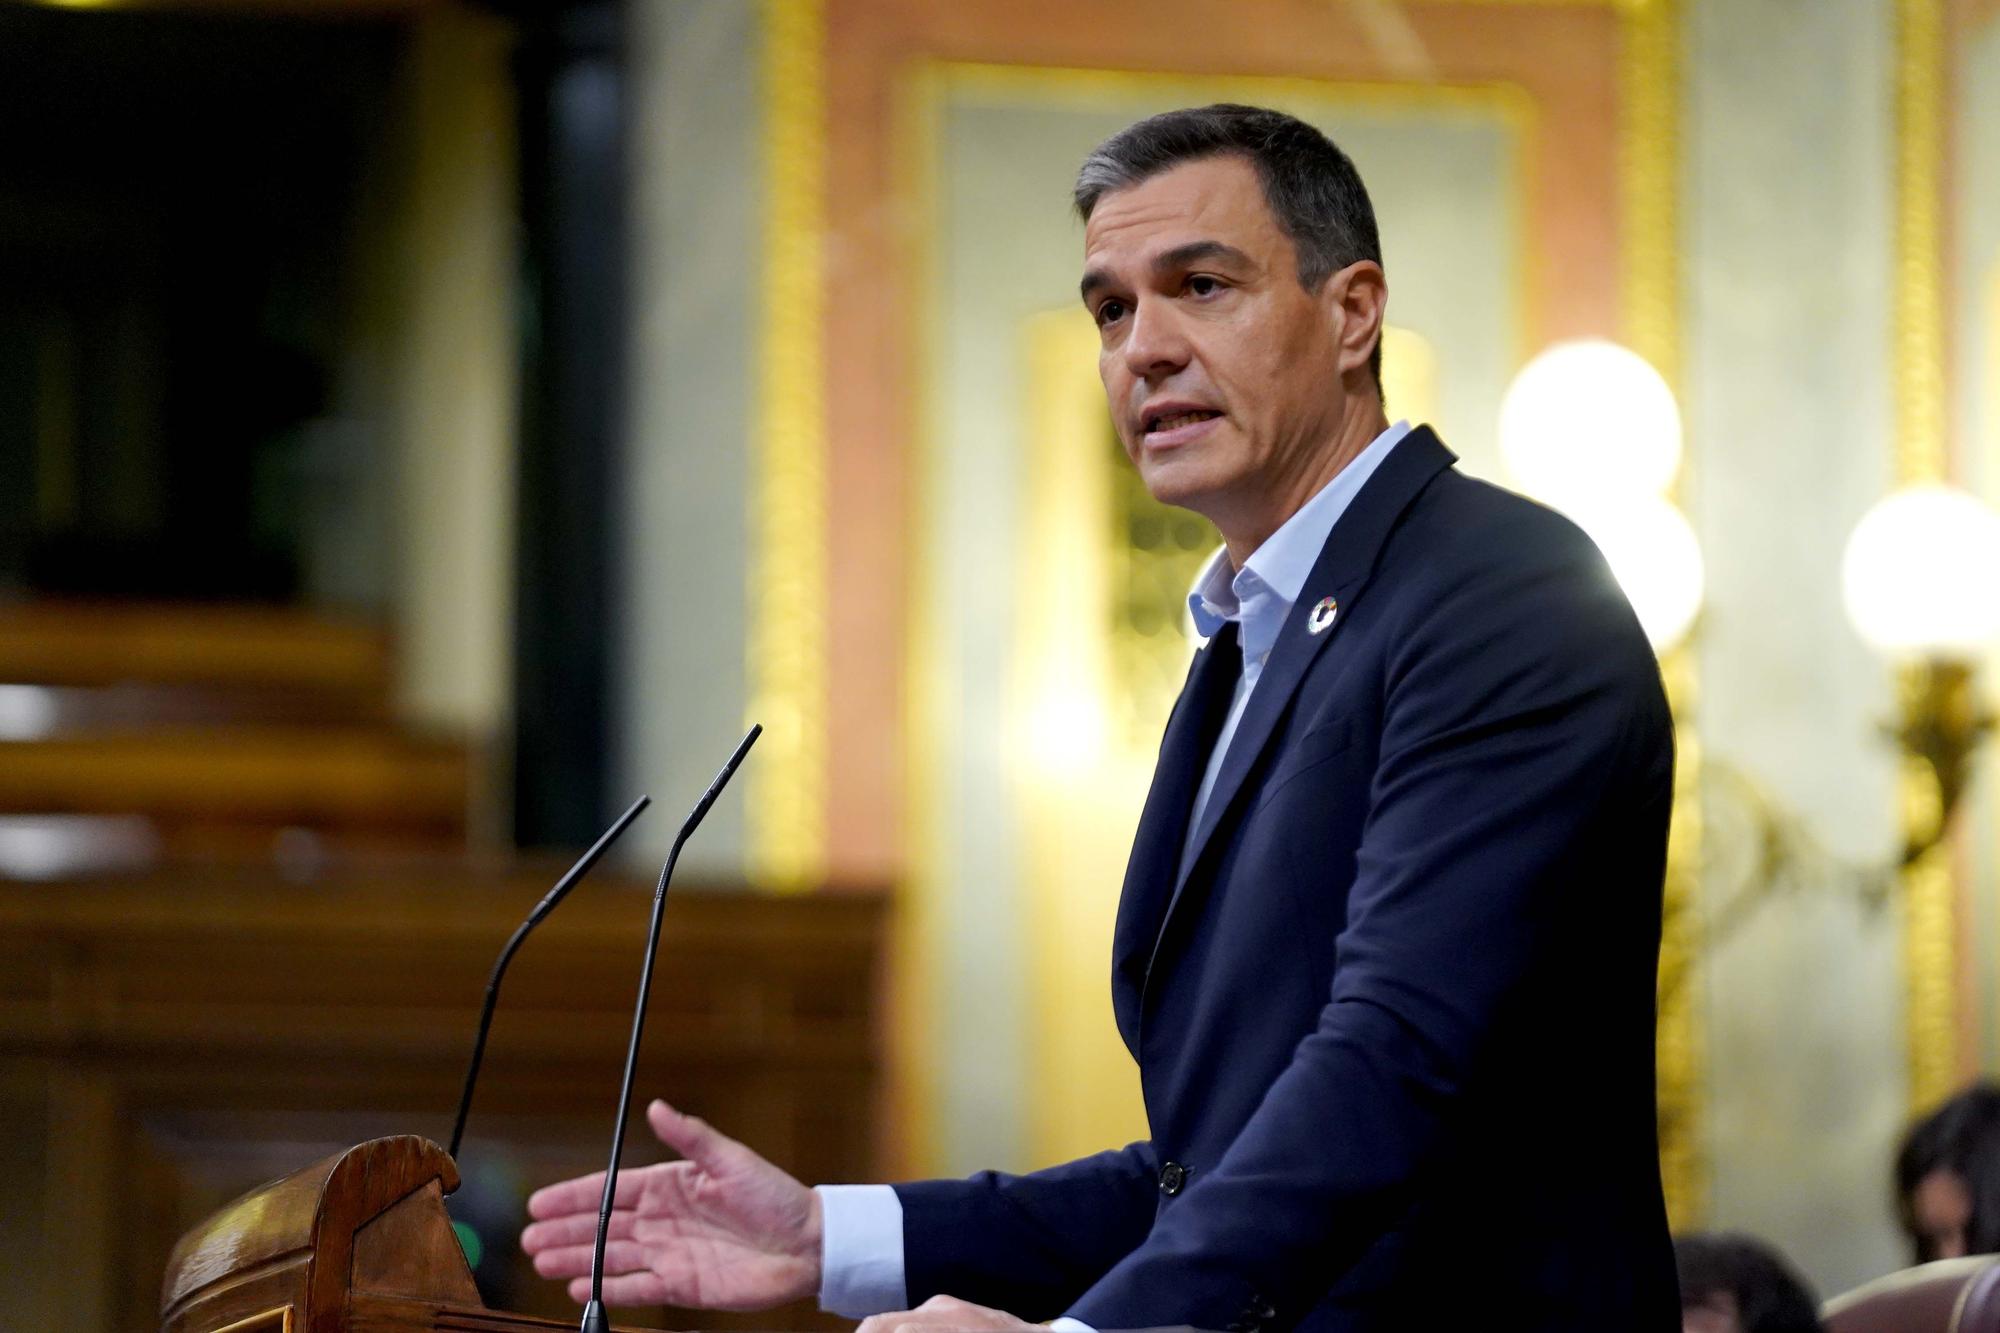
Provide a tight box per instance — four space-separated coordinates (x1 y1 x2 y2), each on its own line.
1121 298 1191 380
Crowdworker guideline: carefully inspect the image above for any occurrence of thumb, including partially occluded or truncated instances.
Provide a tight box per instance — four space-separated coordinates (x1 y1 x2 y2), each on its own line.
646 1099 736 1171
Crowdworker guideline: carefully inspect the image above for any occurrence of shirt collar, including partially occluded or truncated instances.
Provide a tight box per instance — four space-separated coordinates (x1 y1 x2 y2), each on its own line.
1188 419 1414 659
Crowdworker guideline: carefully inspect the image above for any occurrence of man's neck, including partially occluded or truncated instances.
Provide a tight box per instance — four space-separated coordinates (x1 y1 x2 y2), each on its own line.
1219 404 1392 568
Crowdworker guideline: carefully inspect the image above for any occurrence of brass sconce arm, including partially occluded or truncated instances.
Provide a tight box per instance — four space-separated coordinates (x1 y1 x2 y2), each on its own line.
1890 657 1997 868
1694 657 1994 944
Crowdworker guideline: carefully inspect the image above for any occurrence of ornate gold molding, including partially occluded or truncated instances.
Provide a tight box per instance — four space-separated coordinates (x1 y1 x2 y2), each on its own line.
860 2 1688 1176
1613 0 1703 1229
1618 0 1680 384
746 0 828 891
1893 0 1959 1114
1896 0 1950 487
901 57 1537 1175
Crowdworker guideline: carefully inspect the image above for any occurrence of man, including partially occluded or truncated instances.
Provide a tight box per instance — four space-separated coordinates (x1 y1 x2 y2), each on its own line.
522 104 1678 1331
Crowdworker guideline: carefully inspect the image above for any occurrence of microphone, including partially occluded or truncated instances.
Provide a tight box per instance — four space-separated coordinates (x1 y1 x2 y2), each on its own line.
580 725 761 1333
448 794 652 1161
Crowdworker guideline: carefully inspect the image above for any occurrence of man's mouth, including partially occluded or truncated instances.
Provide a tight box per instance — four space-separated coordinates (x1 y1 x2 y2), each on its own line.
1141 406 1224 445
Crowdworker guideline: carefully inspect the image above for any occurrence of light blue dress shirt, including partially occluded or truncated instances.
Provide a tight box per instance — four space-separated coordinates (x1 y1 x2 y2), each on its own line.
1177 418 1411 880
816 420 1416 1324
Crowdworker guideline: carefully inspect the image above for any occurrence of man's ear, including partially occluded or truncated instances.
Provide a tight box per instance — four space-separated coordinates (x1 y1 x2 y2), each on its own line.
1323 260 1387 376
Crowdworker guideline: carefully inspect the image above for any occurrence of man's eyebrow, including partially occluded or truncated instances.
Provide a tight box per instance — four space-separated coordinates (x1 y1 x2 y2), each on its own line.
1079 241 1254 305
1155 240 1252 273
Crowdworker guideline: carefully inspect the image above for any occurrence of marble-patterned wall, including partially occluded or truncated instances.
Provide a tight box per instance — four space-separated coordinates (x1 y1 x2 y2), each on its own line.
388 11 519 739
333 8 518 740
1686 0 1906 1295
619 0 758 874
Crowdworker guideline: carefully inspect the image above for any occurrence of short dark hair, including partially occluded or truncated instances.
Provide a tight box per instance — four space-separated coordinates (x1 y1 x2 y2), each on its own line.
1073 103 1385 387
1897 1083 2000 1262
1675 1232 1823 1333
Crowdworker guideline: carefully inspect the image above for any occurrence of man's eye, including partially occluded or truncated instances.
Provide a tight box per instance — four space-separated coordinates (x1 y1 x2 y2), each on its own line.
1095 300 1127 327
1187 275 1222 297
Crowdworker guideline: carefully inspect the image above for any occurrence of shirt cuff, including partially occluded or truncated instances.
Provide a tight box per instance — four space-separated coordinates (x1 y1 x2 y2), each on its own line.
1048 1319 1099 1333
815 1183 908 1317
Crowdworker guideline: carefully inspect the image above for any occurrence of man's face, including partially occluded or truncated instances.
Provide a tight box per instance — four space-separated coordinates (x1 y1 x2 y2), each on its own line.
1079 155 1354 527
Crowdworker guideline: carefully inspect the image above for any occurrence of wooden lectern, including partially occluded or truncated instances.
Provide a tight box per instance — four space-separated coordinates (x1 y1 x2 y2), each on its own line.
161 1135 666 1333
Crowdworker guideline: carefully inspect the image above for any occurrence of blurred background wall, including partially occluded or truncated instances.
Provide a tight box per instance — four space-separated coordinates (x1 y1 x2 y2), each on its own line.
1685 0 1903 1291
4 0 2000 1327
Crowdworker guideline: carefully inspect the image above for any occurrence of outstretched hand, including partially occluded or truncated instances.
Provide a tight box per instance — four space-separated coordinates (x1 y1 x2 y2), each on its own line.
519 1099 823 1310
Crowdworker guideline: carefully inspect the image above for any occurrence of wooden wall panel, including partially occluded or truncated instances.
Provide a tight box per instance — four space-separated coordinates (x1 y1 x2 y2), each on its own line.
0 869 887 1333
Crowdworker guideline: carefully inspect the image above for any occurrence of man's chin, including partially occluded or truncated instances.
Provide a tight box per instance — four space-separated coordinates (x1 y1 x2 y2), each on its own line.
1137 462 1221 517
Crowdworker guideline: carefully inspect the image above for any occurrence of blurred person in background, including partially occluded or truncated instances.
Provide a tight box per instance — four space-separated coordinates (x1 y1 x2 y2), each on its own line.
1897 1083 2000 1264
1675 1233 1822 1333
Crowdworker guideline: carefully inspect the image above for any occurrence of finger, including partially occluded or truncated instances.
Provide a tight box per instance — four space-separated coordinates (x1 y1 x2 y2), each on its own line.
531 1242 600 1280
647 1099 743 1172
567 1272 668 1307
521 1208 640 1254
529 1238 653 1280
527 1167 650 1219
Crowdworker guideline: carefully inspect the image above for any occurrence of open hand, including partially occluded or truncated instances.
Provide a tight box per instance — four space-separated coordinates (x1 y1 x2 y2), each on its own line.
519 1099 822 1310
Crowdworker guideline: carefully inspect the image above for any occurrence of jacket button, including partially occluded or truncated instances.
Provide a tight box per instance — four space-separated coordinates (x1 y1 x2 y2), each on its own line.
1158 1160 1189 1196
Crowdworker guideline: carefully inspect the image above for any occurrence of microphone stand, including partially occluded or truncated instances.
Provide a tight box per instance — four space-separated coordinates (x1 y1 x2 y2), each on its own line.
581 725 761 1333
449 794 652 1161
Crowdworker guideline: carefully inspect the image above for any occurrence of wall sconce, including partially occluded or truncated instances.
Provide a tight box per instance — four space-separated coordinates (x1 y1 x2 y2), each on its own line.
1841 483 2000 865
1496 344 2000 939
1498 338 1704 653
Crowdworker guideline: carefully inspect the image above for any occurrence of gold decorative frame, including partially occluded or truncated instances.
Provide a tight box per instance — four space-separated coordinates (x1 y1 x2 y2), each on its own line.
750 0 1699 1203
905 58 1540 1174
1894 0 1960 1114
746 0 829 891
1613 0 1704 1231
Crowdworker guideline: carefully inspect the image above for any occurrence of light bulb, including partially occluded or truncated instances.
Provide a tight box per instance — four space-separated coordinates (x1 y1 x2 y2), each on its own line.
1563 494 1706 654
1842 484 2000 656
1499 339 1683 504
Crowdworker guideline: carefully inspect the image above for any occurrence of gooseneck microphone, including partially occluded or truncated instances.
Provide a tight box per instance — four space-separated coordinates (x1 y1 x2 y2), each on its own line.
581 726 761 1333
448 794 653 1161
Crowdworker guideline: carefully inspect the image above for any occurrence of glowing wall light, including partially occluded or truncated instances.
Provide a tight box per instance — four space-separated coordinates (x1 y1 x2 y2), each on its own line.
1499 338 1683 504
1498 338 1701 654
1841 483 2000 657
1567 496 1706 655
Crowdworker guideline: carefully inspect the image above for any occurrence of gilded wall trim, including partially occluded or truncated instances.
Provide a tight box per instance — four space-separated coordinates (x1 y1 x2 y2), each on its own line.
893 59 947 1176
1618 0 1681 385
1896 0 1950 487
1614 0 1703 1229
1894 0 1959 1112
934 60 1540 120
903 58 1539 1175
765 0 1695 1179
1896 0 1958 1111
746 0 828 891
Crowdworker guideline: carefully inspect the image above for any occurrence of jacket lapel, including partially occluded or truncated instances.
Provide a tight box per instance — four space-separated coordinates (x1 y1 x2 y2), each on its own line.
1110 621 1240 1053
1142 426 1460 985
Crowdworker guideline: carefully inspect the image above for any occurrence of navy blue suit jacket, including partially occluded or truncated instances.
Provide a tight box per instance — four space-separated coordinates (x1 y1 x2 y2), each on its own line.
896 428 1679 1331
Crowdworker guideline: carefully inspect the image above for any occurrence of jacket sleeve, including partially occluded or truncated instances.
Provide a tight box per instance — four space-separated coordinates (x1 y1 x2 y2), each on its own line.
893 1140 1161 1319
1066 530 1673 1331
